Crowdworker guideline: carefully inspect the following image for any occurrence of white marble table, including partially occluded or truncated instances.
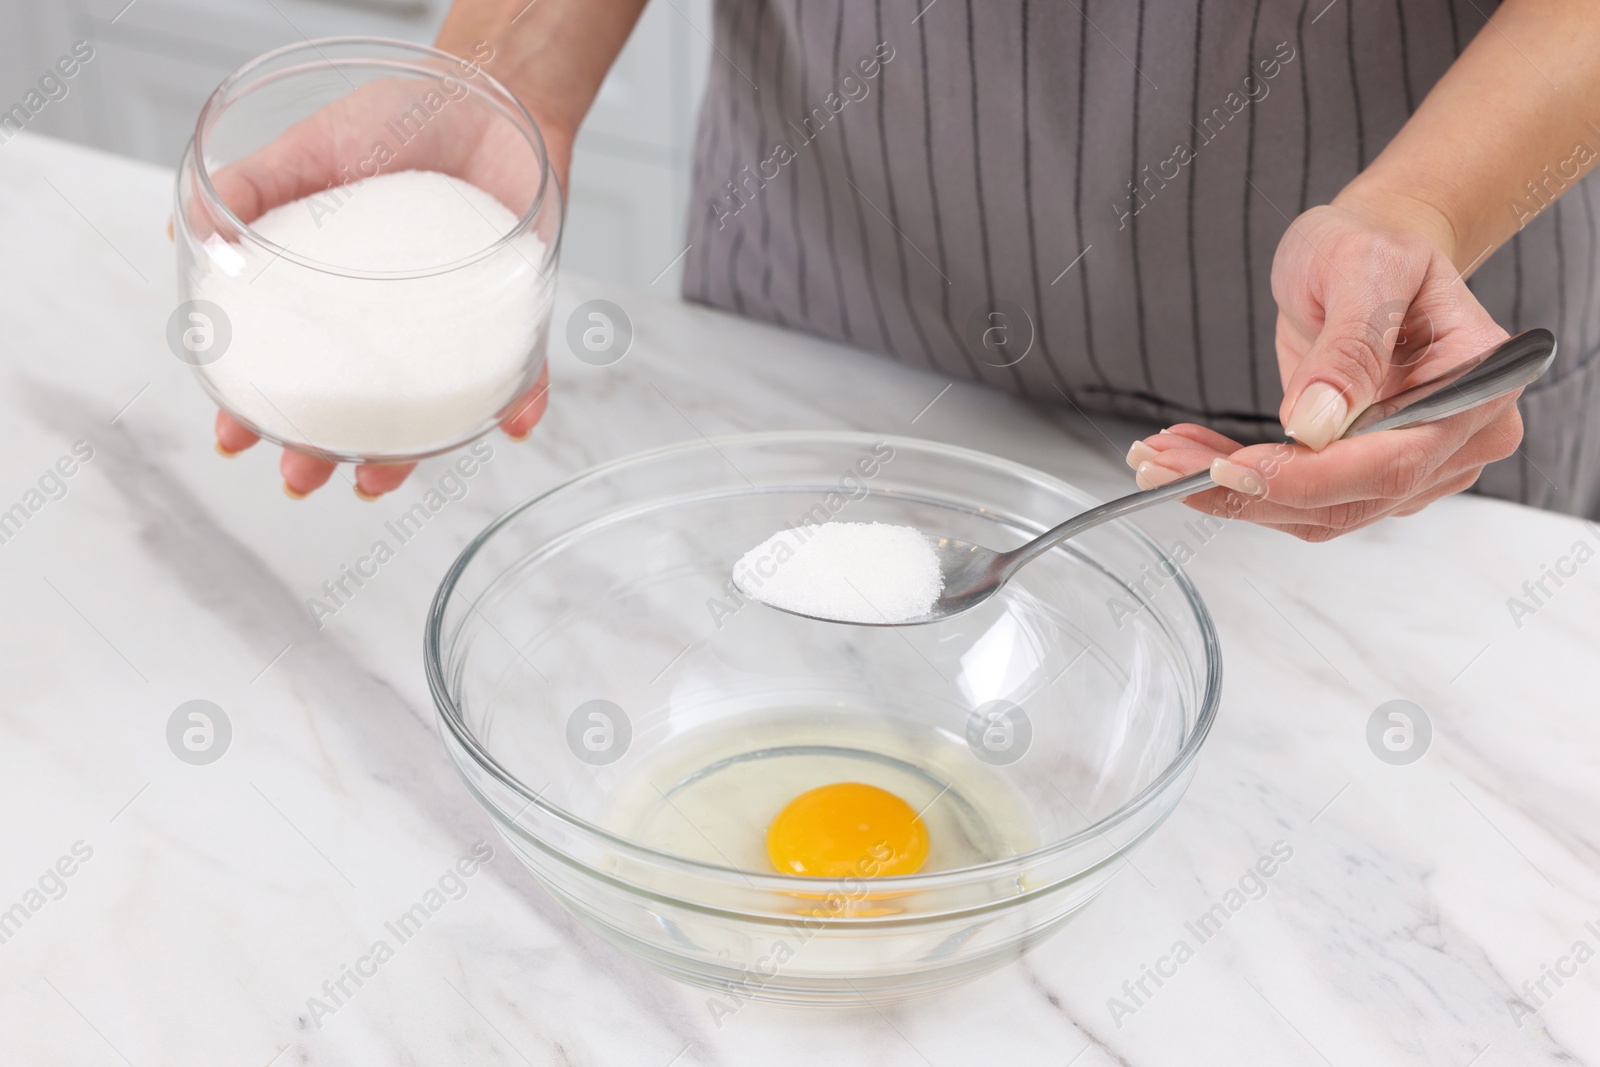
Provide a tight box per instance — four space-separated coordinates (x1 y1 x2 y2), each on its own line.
2 130 1599 1067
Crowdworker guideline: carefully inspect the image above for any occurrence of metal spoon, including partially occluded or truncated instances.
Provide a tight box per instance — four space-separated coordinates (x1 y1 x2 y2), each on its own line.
774 328 1556 626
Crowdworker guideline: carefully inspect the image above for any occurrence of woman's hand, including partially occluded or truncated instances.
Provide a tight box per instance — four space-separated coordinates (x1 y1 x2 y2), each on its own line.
190 0 652 497
195 70 570 499
1126 199 1521 541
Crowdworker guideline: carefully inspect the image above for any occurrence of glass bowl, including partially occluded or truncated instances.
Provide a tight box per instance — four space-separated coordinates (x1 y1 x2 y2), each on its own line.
425 433 1221 1004
173 37 561 462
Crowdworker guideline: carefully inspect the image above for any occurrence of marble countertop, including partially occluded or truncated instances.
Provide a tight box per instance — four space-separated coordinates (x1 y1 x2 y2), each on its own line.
3 130 1599 1067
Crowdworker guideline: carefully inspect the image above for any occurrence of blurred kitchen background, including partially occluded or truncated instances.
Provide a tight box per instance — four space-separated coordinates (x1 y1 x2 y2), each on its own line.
0 0 712 290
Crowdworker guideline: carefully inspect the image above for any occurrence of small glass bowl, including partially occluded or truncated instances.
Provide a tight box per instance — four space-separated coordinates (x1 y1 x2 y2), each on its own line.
426 433 1221 1004
173 37 561 462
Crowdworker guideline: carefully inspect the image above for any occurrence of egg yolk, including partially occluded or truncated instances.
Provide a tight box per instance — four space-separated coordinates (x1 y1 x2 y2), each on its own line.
766 782 929 878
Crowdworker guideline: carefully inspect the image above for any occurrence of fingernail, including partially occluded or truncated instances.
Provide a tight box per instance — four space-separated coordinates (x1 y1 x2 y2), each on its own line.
504 427 531 442
283 482 307 500
166 217 174 242
1285 382 1351 451
1135 461 1183 490
1125 440 1158 469
354 483 382 502
215 442 237 458
1211 457 1267 497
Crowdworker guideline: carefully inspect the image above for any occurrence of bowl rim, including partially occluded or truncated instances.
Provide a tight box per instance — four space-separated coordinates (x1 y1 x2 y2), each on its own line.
425 430 1223 892
186 35 559 281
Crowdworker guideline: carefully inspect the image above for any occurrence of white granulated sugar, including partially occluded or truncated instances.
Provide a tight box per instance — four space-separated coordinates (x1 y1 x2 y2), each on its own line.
194 170 551 455
734 521 944 624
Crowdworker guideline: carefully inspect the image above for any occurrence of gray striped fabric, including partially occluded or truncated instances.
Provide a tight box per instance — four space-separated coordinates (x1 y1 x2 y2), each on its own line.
683 0 1600 518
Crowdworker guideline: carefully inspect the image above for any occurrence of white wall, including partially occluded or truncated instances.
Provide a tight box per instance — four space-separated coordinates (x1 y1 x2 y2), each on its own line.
0 0 711 290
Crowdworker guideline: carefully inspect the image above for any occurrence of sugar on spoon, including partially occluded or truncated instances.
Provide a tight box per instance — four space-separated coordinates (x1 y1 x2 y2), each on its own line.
750 329 1556 627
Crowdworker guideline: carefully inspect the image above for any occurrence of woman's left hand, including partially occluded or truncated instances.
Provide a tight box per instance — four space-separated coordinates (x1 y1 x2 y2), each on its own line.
1126 198 1522 542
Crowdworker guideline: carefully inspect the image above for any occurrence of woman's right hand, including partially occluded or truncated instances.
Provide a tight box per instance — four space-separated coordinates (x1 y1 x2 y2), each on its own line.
192 64 571 499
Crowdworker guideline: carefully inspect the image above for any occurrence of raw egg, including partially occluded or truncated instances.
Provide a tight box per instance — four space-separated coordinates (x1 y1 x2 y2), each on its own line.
766 782 929 878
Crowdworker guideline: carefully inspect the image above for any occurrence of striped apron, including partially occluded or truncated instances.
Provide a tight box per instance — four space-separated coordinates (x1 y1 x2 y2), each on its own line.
683 0 1600 518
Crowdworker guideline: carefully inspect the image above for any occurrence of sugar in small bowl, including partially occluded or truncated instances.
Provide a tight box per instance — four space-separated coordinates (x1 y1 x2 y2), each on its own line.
173 38 562 462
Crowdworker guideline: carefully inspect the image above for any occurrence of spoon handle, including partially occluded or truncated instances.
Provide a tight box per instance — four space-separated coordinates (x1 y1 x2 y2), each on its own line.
1006 469 1215 569
1343 328 1555 436
1010 329 1557 566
